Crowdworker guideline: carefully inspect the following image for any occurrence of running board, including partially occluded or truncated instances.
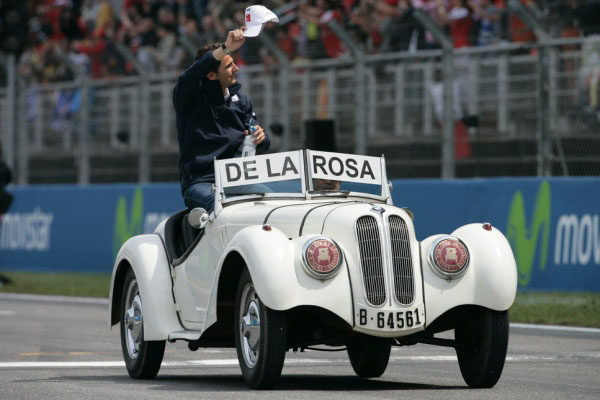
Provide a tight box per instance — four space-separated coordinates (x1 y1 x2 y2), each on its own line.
168 330 203 341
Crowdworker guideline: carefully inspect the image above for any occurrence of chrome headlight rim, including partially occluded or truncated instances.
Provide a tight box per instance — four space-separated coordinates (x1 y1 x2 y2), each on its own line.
428 235 470 280
301 236 344 280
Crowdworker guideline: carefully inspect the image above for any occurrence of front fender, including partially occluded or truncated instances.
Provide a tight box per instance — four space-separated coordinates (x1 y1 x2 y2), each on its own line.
421 223 518 326
209 225 354 327
109 234 182 340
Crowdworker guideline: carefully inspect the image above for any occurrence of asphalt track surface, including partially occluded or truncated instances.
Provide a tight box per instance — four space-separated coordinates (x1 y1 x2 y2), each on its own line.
1 293 599 400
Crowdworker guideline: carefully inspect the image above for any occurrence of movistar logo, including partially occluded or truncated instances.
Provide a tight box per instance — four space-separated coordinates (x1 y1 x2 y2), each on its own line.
113 187 144 257
505 181 551 287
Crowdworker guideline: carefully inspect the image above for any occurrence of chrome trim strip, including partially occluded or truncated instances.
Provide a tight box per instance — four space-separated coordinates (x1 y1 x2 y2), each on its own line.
354 215 386 307
388 215 415 305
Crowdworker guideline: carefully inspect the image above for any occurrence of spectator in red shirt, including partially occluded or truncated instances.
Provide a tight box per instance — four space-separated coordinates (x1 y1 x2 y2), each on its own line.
300 0 345 59
436 0 474 48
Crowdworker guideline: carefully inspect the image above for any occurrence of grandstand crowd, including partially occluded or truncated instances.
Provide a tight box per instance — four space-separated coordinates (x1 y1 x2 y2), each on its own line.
12 0 600 83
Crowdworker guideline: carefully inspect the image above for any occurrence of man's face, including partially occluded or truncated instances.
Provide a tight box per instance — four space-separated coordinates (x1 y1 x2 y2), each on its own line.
217 55 239 89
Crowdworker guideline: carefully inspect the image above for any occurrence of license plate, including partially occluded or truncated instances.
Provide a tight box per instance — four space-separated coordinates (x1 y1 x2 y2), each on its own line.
356 307 423 331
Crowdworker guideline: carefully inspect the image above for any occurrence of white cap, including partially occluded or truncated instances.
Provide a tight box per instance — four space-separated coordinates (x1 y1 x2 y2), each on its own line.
243 5 279 37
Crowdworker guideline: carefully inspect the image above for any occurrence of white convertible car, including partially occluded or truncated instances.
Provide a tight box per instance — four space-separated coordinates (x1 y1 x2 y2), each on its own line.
109 150 517 389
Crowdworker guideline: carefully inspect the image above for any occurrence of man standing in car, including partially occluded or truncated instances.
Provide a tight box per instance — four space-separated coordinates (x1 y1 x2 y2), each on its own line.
173 28 270 212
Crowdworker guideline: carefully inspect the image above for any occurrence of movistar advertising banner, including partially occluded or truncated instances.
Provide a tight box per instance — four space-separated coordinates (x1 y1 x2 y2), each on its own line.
0 184 181 273
393 178 600 292
0 178 598 292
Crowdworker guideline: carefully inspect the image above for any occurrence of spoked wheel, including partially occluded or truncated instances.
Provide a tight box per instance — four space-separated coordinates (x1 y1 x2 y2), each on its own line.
120 269 165 379
234 268 286 389
455 307 509 388
347 339 391 378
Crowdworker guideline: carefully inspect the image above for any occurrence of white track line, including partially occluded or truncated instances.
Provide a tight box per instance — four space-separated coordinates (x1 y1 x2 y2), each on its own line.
510 323 600 335
0 293 108 305
2 354 599 369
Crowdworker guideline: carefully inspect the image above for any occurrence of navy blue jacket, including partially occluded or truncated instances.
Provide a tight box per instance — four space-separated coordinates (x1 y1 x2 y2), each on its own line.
173 51 270 193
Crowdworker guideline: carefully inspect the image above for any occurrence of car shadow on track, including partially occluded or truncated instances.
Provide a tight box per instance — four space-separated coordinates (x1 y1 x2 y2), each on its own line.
17 373 464 392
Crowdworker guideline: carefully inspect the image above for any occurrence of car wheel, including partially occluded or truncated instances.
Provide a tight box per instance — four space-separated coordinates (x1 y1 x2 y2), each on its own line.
120 268 165 379
234 268 286 389
455 308 509 388
347 339 391 378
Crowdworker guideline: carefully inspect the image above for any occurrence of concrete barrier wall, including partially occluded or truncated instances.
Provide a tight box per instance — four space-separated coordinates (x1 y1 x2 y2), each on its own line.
1 178 599 292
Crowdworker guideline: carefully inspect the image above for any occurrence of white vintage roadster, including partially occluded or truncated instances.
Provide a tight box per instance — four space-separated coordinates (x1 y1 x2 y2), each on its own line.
109 150 517 389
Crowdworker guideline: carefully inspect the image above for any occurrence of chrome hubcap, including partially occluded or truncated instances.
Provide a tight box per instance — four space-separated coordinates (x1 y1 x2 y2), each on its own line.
239 283 260 368
124 279 143 360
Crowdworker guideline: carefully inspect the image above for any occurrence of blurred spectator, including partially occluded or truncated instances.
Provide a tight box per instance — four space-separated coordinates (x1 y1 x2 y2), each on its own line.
469 0 502 46
197 13 223 45
155 24 187 72
374 0 424 52
508 0 540 45
435 0 475 48
577 0 600 112
10 0 600 84
299 0 345 59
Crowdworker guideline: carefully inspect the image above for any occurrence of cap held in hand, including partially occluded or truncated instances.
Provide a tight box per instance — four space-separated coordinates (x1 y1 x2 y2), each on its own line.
243 5 279 37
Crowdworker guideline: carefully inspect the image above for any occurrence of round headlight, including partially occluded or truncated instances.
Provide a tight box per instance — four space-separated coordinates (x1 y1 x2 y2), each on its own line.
428 236 469 279
302 236 343 280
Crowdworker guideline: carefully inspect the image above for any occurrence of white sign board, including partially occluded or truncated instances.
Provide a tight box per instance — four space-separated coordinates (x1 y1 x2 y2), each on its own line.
217 151 302 187
308 151 383 185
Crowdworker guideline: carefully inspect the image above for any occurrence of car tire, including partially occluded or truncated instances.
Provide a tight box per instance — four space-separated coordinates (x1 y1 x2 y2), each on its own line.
120 268 165 379
234 268 286 389
347 339 391 378
455 308 509 388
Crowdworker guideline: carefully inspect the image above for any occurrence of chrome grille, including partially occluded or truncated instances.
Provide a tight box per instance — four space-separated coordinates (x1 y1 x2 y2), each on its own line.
389 215 414 304
355 216 386 306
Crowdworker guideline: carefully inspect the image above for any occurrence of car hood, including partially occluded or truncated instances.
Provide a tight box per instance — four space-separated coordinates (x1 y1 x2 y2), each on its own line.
219 200 392 240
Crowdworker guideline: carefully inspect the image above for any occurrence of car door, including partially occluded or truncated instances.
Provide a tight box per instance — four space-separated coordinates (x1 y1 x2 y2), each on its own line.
172 225 217 329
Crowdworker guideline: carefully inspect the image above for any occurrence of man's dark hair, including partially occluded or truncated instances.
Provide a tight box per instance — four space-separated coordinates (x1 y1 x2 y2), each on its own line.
195 42 221 72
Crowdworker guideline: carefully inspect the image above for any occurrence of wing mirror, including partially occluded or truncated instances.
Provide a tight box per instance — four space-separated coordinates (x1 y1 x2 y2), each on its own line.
188 207 209 229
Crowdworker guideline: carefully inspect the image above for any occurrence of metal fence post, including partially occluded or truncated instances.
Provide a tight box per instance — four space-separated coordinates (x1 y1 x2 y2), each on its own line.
498 53 508 134
394 63 405 137
78 80 90 184
355 56 367 154
17 76 28 185
115 43 150 182
326 20 366 155
441 50 455 178
259 34 291 151
413 10 455 178
537 45 551 176
507 0 551 176
54 47 91 184
139 79 150 182
423 60 434 136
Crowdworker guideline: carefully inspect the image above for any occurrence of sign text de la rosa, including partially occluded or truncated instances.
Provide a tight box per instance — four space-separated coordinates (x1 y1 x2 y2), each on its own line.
217 151 383 187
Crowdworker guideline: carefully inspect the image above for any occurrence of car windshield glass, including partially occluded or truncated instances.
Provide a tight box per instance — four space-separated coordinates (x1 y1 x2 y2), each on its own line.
310 180 381 196
223 179 303 200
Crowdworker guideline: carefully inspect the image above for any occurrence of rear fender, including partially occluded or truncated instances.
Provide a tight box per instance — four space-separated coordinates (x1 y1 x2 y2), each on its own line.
109 234 182 340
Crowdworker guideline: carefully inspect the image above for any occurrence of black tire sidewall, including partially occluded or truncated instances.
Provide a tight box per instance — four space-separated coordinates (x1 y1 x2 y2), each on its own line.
119 268 165 379
234 268 286 388
455 308 509 388
347 339 391 378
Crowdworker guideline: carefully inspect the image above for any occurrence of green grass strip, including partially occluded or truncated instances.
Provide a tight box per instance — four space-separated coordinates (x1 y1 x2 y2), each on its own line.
510 291 600 328
1 271 599 328
0 271 111 298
